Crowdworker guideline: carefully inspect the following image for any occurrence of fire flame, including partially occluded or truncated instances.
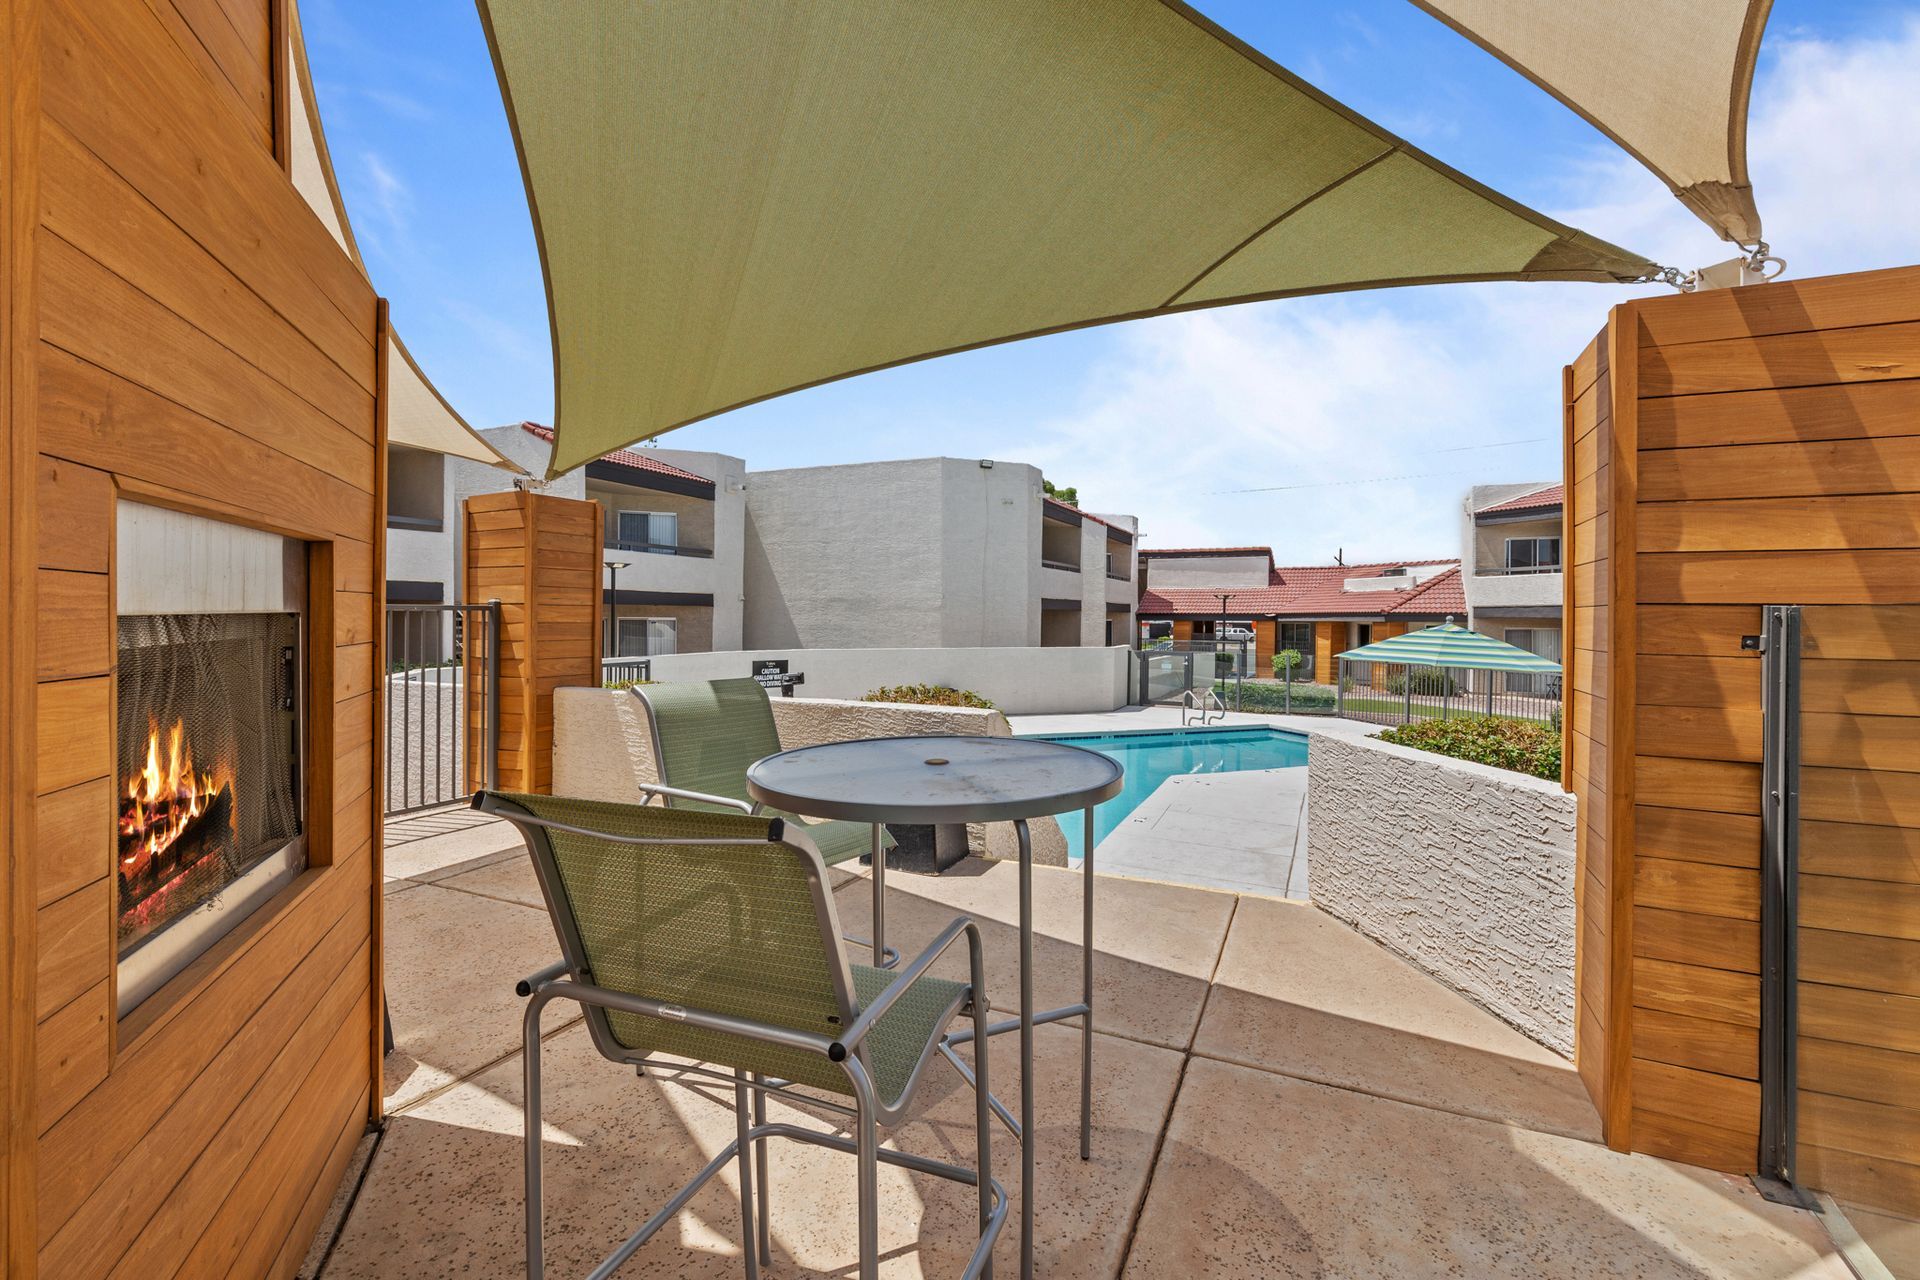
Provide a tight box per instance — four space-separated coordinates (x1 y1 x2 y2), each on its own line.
119 720 220 871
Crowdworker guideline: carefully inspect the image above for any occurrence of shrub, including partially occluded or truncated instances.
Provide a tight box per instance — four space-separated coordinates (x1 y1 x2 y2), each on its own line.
1383 667 1457 697
604 677 652 691
1213 650 1237 673
862 683 996 710
1271 648 1303 679
1224 680 1336 714
1376 716 1561 781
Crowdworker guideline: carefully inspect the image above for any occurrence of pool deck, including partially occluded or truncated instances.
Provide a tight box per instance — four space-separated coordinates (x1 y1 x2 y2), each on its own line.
306 806 1850 1278
1009 707 1375 900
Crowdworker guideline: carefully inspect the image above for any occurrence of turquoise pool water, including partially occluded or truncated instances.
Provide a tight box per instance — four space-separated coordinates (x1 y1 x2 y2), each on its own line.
1028 727 1310 863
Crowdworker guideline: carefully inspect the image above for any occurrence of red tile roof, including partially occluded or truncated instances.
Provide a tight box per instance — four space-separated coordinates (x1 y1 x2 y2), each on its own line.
1140 558 1463 619
1478 483 1562 515
520 423 714 489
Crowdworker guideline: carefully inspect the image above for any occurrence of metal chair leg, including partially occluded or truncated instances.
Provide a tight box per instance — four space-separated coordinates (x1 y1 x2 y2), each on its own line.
523 995 548 1280
870 822 887 968
970 933 996 1280
753 1075 771 1266
734 1073 761 1280
851 1068 881 1280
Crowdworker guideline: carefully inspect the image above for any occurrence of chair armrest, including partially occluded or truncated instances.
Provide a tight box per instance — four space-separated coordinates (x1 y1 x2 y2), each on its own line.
530 977 838 1058
516 957 572 997
637 781 758 814
835 916 980 1057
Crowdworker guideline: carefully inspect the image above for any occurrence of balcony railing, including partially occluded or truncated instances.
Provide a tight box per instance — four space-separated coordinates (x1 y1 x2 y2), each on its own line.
1106 569 1130 581
1477 563 1562 575
387 513 443 533
1041 558 1080 572
609 540 714 558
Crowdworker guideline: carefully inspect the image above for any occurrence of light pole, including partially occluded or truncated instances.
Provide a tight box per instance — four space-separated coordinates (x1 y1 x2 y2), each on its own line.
1211 590 1235 674
604 560 631 657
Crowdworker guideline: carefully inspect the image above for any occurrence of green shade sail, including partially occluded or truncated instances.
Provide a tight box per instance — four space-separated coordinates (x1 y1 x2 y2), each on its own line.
1340 623 1562 673
480 0 1656 477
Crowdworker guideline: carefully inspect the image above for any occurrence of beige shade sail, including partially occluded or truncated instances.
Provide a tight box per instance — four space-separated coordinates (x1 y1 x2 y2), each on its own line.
1409 0 1771 243
286 1 523 471
480 0 1654 477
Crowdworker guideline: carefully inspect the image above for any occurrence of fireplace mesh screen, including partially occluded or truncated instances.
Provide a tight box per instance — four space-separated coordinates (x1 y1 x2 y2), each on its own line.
116 613 302 956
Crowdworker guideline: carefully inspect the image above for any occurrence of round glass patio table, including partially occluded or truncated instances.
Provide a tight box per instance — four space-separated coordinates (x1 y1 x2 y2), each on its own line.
747 734 1123 1279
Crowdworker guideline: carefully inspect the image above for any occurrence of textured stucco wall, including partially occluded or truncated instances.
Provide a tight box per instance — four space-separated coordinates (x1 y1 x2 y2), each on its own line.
1306 730 1577 1055
553 689 1068 865
742 456 1044 650
637 644 1130 715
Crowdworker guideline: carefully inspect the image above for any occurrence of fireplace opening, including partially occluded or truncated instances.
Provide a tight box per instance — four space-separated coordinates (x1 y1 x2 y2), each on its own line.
115 504 307 1014
116 613 302 958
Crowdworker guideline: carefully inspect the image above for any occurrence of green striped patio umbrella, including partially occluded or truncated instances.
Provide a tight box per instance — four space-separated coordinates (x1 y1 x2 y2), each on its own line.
1339 622 1560 673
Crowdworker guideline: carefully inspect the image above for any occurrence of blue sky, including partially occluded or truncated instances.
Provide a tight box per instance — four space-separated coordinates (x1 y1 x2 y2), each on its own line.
302 0 1920 560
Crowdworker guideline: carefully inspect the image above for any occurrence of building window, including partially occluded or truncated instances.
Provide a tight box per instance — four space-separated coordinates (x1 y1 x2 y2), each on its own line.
1504 535 1561 572
1276 621 1313 656
616 509 679 551
615 616 677 657
1504 627 1561 694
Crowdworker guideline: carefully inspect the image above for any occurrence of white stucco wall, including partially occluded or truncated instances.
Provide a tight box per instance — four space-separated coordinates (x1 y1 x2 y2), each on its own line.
1143 553 1269 589
651 448 748 651
743 457 1045 650
1306 730 1577 1056
636 645 1129 715
552 688 1068 864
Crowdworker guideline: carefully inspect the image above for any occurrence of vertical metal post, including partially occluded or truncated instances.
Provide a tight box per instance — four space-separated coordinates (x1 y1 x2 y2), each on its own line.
1081 805 1093 1161
1758 605 1801 1187
1402 665 1412 725
486 599 502 791
1336 658 1345 719
433 614 444 805
401 608 412 811
1015 817 1036 1280
870 823 886 969
733 1073 762 1280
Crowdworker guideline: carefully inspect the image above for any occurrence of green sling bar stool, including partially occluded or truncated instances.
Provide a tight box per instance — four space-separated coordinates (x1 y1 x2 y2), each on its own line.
478 791 1007 1280
632 676 899 966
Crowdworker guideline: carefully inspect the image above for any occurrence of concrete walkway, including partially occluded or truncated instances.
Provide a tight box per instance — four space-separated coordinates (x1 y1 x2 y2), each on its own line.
302 809 1848 1279
1007 706 1376 899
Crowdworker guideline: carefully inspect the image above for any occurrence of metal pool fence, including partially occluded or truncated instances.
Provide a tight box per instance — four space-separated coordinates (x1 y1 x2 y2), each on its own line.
1334 660 1561 729
384 601 500 815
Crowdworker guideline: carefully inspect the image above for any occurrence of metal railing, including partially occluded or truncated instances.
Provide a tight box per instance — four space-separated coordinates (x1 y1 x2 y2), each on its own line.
608 540 713 558
1040 558 1081 572
384 601 500 815
1334 659 1561 729
1181 687 1226 725
601 656 653 686
1477 563 1563 575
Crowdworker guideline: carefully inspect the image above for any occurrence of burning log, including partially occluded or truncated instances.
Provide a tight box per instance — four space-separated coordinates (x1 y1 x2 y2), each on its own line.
117 719 235 909
119 780 232 905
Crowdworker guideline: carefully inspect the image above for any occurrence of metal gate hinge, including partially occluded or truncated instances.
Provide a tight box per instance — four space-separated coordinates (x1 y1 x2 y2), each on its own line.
1741 634 1766 653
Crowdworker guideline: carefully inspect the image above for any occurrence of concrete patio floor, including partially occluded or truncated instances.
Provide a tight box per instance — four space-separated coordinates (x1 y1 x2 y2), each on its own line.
306 808 1851 1278
1007 706 1372 899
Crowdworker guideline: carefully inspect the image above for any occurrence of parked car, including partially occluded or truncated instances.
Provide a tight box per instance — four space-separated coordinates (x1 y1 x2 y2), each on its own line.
1219 626 1254 642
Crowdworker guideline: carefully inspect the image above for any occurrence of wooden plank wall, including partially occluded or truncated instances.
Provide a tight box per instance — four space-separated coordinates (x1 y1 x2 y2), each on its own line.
1565 325 1625 1138
1795 606 1920 1216
465 490 604 794
4 0 383 1273
1570 264 1920 1193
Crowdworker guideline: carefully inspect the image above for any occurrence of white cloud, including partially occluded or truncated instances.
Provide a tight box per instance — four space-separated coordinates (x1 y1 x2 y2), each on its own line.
361 151 414 236
1012 15 1920 558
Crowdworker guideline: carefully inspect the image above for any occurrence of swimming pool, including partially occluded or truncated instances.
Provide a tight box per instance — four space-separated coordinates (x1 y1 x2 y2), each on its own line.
1027 726 1310 863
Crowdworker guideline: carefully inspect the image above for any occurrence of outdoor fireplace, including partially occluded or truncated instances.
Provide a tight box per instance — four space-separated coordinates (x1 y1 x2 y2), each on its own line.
115 503 307 1013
